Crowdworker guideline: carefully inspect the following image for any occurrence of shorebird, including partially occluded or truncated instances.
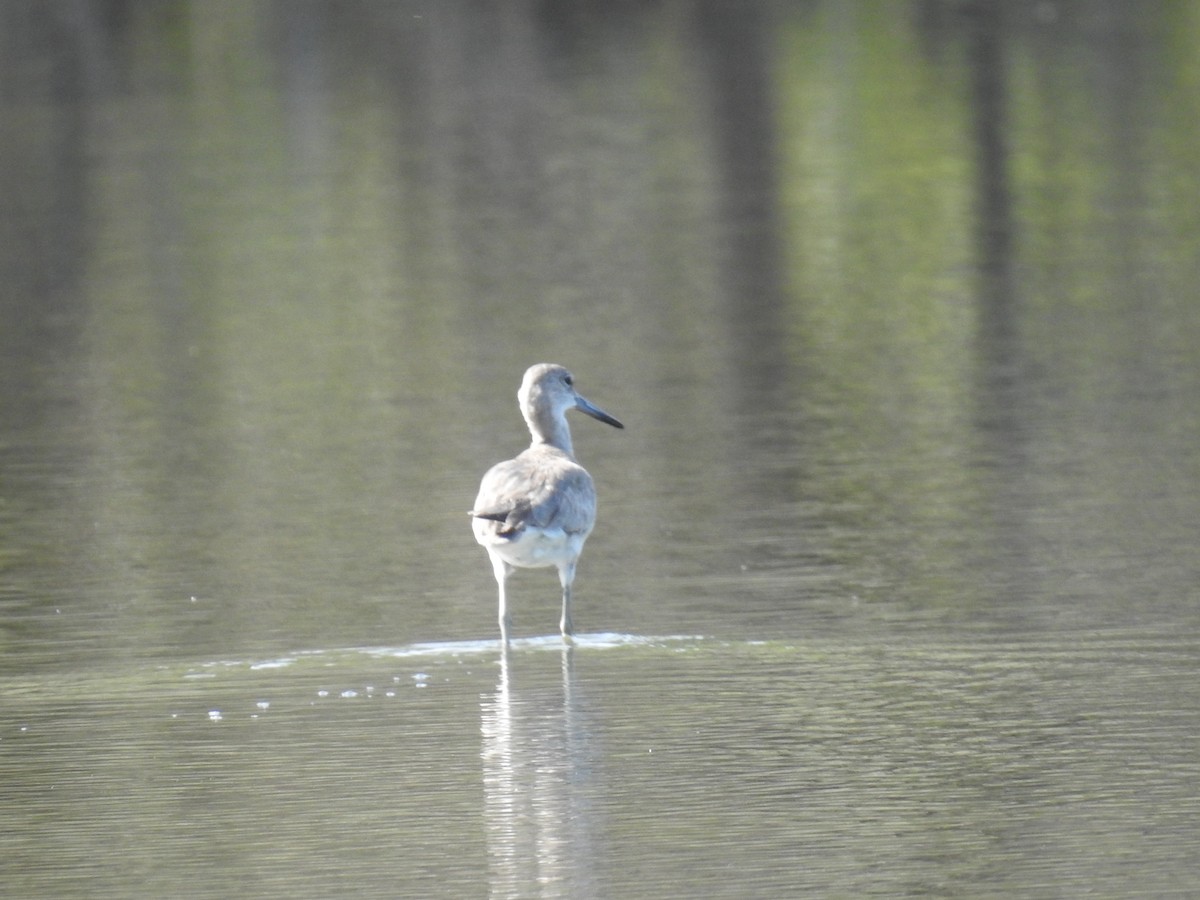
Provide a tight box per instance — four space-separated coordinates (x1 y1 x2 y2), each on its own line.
470 363 624 642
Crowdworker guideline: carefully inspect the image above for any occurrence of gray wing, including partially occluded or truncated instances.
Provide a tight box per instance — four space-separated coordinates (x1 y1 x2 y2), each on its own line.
471 450 596 537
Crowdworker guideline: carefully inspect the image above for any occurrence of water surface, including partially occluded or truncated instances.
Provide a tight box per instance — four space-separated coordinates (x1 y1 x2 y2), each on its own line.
3 1 1200 896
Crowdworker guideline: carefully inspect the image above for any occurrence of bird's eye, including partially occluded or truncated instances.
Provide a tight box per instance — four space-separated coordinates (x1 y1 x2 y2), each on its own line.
564 375 573 386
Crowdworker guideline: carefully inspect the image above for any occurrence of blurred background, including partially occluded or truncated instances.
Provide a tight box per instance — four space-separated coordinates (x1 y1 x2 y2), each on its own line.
2 1 1200 896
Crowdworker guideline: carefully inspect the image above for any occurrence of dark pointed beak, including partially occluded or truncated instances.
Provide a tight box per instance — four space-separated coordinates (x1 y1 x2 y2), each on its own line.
575 394 624 429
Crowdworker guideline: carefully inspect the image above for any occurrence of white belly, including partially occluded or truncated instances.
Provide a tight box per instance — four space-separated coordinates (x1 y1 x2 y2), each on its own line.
474 520 590 570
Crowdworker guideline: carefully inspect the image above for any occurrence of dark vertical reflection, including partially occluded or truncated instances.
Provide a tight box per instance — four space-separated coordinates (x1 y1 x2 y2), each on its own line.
693 0 810 561
0 2 98 630
695 1 788 399
0 2 92 432
969 0 1014 302
964 1 1034 617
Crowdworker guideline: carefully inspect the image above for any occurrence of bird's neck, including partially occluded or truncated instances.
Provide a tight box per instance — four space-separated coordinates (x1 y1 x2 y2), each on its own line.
525 409 575 458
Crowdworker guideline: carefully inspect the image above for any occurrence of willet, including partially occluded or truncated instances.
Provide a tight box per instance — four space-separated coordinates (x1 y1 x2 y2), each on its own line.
470 363 624 642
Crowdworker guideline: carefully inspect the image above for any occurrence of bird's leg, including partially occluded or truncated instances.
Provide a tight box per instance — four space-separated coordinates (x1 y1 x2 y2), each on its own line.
491 556 514 644
558 562 577 639
560 584 573 638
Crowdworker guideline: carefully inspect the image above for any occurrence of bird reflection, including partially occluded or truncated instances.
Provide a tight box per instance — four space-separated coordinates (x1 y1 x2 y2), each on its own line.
480 642 596 897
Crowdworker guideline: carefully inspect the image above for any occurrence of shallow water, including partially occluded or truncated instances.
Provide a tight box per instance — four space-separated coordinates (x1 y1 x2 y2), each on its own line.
4 1 1200 896
4 632 1197 897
